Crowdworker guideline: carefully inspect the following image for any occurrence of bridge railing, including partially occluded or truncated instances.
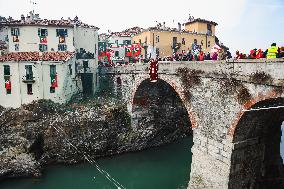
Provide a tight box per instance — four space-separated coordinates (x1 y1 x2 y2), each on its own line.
100 58 284 86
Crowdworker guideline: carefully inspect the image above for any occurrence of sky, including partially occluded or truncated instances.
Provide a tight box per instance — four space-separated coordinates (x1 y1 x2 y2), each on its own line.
0 0 283 54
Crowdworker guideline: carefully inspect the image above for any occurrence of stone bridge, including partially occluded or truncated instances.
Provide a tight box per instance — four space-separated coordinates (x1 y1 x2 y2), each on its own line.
100 59 284 189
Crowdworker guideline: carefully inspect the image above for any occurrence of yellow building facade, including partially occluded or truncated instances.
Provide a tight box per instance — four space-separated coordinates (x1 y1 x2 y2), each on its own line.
132 19 217 58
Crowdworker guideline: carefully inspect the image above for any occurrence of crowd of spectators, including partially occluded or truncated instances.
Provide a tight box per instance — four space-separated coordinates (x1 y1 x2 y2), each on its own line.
235 43 284 60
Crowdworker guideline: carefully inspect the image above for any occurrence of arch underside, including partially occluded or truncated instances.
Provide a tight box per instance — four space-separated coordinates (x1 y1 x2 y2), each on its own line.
230 97 284 189
131 78 192 147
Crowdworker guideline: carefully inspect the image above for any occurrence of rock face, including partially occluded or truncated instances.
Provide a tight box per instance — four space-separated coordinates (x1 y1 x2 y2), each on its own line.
0 98 191 181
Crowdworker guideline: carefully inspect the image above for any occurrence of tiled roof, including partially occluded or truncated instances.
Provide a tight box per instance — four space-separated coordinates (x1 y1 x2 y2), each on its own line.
0 51 75 62
184 18 218 26
0 18 99 30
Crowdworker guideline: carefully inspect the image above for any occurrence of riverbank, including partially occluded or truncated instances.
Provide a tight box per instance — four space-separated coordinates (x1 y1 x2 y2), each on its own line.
0 96 191 181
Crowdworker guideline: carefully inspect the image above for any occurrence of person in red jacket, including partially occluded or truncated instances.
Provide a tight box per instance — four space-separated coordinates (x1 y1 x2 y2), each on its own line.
256 49 264 59
198 51 205 61
149 59 158 82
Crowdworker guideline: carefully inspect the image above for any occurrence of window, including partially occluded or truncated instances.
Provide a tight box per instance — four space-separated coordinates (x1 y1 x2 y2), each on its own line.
156 48 160 57
59 36 66 43
207 24 212 35
13 36 19 42
58 44 67 51
39 44 48 52
4 66 11 95
194 39 197 44
173 37 177 44
11 28 20 36
83 61 89 68
56 29 68 37
115 51 119 57
68 64 72 75
25 65 33 80
27 84 33 95
182 38 185 45
38 28 48 37
208 41 211 48
115 40 118 44
50 65 56 93
14 44 19 51
4 65 10 76
156 36 160 43
83 61 88 73
139 39 141 44
95 44 97 54
123 40 131 45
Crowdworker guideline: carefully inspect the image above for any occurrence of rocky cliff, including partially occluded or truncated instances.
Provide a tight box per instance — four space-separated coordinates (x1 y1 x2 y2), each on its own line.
0 98 191 181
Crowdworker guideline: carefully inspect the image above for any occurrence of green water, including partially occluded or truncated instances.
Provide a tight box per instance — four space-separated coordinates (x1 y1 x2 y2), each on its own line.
0 137 193 189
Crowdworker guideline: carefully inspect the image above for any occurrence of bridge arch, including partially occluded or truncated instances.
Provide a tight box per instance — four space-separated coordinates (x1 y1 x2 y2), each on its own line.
129 75 197 129
228 94 284 189
130 77 195 145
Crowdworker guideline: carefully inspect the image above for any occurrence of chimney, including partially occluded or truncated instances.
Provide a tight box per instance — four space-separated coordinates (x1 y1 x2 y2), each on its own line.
178 22 181 31
163 22 165 29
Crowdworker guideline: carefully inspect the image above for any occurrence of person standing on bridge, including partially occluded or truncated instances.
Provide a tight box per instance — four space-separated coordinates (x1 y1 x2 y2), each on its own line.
149 59 158 82
267 43 278 59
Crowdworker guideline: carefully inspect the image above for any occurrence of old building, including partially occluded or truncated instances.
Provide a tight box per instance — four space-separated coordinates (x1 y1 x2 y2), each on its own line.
0 12 99 108
99 27 143 64
132 18 217 58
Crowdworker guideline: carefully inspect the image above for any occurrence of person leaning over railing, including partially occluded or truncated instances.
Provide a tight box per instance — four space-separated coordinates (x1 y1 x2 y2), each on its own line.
267 43 278 59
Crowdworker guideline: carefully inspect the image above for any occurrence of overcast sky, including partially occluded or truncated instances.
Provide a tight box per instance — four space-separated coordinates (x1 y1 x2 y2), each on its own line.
0 0 284 54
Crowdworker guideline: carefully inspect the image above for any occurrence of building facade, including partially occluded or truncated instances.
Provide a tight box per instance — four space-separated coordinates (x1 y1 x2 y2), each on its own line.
99 27 143 64
0 12 99 108
132 18 217 58
0 52 80 108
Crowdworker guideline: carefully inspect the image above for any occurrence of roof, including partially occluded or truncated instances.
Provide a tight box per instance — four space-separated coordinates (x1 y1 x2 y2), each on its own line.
0 18 99 30
0 51 75 62
184 18 218 26
134 27 208 36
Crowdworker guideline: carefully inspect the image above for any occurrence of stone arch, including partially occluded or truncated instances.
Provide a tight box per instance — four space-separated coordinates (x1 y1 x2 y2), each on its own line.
228 92 284 189
228 90 281 136
129 75 197 129
130 76 194 147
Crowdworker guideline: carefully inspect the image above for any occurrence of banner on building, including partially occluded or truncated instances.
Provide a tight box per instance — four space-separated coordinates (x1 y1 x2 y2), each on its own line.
132 44 141 57
125 45 132 57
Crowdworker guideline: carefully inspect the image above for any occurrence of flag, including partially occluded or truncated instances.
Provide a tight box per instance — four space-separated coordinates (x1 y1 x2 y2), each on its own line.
132 44 141 57
40 37 47 43
51 74 58 88
125 45 132 57
5 80 11 90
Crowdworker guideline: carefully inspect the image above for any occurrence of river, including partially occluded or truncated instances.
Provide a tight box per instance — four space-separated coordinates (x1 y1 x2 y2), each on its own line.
0 137 193 189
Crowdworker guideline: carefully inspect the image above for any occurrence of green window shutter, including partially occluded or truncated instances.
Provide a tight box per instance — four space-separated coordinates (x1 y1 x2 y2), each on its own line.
4 65 10 75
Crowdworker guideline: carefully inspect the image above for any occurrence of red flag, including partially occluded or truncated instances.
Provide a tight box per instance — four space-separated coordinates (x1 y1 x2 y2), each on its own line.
51 74 58 88
5 80 11 90
133 44 141 57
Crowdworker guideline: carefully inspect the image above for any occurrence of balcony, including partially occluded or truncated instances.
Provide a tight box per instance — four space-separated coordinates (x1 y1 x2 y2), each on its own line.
22 74 35 83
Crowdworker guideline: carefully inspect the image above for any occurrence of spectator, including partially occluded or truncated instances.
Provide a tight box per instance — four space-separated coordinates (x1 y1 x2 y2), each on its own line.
198 51 205 61
267 43 278 59
256 49 264 59
211 52 218 60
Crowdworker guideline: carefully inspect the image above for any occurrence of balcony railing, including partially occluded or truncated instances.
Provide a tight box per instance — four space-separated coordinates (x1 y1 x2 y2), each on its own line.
22 74 35 83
